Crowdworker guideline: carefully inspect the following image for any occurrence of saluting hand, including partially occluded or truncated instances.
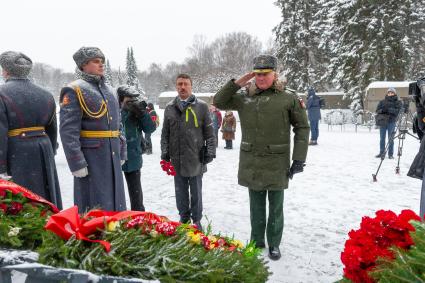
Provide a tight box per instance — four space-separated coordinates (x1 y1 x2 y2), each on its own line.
235 72 255 88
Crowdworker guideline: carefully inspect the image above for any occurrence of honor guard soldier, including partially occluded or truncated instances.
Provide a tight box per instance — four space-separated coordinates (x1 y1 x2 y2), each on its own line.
0 51 62 209
60 47 127 213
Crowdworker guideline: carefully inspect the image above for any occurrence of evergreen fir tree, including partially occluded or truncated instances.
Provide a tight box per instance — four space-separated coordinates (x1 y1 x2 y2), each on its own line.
405 0 425 79
104 59 114 86
330 0 424 113
274 0 326 91
117 67 125 86
125 47 145 95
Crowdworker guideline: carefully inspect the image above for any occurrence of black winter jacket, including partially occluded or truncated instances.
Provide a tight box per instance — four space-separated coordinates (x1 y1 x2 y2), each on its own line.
161 95 215 177
376 95 402 123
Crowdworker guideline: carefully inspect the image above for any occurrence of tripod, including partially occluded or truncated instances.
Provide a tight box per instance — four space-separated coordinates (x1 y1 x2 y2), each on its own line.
372 104 418 182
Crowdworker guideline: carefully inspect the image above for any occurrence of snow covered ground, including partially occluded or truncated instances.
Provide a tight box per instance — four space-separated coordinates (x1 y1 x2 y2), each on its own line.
55 109 422 283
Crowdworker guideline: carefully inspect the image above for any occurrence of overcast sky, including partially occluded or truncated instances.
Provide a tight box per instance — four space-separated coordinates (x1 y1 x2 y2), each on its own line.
1 0 281 73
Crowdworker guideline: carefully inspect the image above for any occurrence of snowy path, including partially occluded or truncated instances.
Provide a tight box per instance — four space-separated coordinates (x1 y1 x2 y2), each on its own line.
56 112 421 283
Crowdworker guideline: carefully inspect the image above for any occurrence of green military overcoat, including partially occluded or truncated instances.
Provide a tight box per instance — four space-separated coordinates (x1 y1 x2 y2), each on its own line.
214 79 310 190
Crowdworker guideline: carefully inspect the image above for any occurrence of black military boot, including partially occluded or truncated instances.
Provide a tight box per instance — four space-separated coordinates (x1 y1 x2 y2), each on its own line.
269 247 281 260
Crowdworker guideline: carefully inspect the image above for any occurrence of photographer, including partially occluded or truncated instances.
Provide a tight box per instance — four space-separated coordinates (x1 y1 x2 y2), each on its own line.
375 88 402 159
118 86 156 211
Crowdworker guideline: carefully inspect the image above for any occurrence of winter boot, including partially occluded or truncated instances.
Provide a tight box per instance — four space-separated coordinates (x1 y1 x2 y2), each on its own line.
269 246 281 260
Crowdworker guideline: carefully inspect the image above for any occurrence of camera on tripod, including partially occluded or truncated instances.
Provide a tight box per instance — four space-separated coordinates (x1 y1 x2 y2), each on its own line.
409 77 425 107
372 85 419 181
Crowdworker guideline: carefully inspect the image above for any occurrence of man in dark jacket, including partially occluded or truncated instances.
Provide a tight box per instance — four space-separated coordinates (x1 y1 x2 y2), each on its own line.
60 47 127 213
161 73 216 231
375 87 402 159
214 55 310 261
0 51 62 209
307 87 321 145
118 86 156 211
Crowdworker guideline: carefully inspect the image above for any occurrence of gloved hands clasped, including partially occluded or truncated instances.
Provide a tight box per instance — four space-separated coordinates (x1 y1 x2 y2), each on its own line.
203 154 215 164
287 160 305 179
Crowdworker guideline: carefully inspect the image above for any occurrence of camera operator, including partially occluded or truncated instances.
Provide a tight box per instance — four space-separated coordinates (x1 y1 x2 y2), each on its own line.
117 86 156 211
375 88 402 159
408 78 425 218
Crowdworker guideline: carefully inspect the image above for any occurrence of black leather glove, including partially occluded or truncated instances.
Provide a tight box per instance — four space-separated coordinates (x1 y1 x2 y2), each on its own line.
161 152 170 162
287 160 305 179
203 154 215 164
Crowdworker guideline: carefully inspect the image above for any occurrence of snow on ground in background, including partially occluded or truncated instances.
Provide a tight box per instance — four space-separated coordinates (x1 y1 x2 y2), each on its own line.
56 108 422 283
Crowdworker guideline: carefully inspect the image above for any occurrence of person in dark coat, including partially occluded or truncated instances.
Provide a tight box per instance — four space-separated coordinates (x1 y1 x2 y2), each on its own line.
117 86 156 211
306 87 321 145
60 47 127 213
0 51 62 209
221 111 236 149
209 105 222 148
408 100 425 218
375 87 402 159
214 54 309 261
161 73 216 231
144 102 159 154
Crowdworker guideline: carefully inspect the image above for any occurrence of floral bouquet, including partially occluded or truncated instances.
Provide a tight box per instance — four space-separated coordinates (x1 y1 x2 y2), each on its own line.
0 179 59 250
340 209 424 282
39 206 270 282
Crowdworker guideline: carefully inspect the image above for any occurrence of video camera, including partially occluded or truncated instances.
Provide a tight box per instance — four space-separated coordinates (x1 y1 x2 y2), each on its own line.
409 77 425 107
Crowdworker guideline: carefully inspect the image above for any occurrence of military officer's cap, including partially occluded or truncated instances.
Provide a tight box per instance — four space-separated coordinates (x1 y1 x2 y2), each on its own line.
117 85 140 98
253 54 277 73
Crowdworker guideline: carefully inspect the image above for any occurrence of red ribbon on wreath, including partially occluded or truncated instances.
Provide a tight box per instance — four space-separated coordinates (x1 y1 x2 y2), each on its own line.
0 179 59 213
160 160 176 176
45 206 149 252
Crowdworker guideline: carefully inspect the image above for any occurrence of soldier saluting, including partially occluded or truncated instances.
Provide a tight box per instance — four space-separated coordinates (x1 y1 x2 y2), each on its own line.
0 51 62 209
60 47 127 213
214 55 310 260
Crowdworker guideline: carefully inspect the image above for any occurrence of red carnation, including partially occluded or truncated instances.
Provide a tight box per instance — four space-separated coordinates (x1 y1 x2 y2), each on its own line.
0 203 7 213
8 202 23 215
341 209 421 283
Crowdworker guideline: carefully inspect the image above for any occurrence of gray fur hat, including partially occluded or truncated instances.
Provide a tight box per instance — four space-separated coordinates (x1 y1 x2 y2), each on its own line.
0 51 33 78
73 47 105 69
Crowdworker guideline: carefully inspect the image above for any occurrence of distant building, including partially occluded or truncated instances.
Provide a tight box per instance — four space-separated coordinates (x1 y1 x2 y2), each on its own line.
158 91 215 109
364 81 414 113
